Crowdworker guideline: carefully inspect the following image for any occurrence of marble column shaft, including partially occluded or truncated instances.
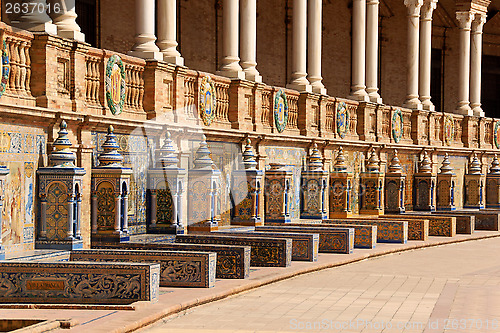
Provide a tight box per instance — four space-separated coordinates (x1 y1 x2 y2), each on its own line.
218 0 245 79
307 0 326 94
470 13 486 117
419 0 437 111
456 11 474 116
129 0 163 60
403 0 423 110
366 0 382 103
349 0 369 101
158 0 184 65
240 0 262 82
287 0 312 92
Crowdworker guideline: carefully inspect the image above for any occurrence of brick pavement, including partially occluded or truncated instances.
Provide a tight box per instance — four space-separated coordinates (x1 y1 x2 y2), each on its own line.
140 236 500 333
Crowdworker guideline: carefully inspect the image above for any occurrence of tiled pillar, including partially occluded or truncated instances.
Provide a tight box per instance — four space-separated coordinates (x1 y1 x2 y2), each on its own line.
287 0 312 92
158 0 184 65
419 0 437 111
403 0 423 110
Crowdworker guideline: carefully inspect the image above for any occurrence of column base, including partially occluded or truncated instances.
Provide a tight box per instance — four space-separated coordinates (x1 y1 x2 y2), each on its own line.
421 99 435 111
456 102 473 116
17 22 57 35
311 83 327 95
348 88 370 102
244 70 263 83
163 54 185 66
368 91 383 104
472 105 485 117
128 50 164 61
286 82 313 93
403 97 423 110
217 69 246 80
58 29 85 42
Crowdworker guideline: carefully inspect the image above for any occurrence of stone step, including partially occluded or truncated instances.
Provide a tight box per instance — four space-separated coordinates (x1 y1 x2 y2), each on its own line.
324 219 408 244
0 261 159 305
71 249 216 288
94 242 250 279
175 234 291 267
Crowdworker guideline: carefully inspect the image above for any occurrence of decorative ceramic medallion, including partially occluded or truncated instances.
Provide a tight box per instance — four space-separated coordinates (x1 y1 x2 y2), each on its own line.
494 121 500 149
105 55 126 115
391 109 403 143
0 40 10 99
336 102 350 139
199 76 216 126
273 89 288 133
444 115 455 145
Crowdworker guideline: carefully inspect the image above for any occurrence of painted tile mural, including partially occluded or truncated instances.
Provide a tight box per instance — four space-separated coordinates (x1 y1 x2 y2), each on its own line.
264 147 306 220
0 124 46 254
92 131 155 235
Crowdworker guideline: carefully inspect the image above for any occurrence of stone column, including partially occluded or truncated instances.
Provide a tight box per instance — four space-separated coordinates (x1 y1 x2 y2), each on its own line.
150 190 157 228
49 0 85 41
172 192 179 227
218 0 245 79
470 13 486 117
240 0 262 82
129 0 163 60
307 0 326 94
455 11 474 116
419 0 437 111
66 195 74 239
122 195 129 233
157 0 184 66
16 0 57 34
349 0 369 101
75 194 82 239
286 0 312 92
403 0 423 110
366 0 382 103
114 195 121 233
40 196 48 239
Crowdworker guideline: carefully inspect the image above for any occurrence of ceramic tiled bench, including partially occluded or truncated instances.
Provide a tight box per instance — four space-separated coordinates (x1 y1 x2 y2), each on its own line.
386 214 456 237
70 249 216 288
253 226 354 253
214 231 319 261
94 242 250 279
0 261 159 305
272 222 376 249
175 234 292 267
436 210 500 231
324 219 408 244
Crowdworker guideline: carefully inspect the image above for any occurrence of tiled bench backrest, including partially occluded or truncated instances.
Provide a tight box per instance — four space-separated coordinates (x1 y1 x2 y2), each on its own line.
0 261 160 304
94 242 250 279
71 249 216 288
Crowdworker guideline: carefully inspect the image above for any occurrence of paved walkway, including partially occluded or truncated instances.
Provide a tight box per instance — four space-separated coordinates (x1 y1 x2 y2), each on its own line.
140 237 500 333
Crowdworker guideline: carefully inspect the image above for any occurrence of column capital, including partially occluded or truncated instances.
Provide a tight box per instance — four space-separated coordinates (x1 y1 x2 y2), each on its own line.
404 0 423 17
471 13 487 33
421 0 438 21
456 11 474 29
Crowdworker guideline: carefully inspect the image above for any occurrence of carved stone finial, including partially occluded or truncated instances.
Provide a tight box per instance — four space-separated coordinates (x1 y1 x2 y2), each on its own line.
489 154 500 174
388 149 403 174
242 138 258 170
439 153 454 174
366 148 380 173
333 146 348 172
468 153 482 175
98 125 124 167
158 131 179 168
50 120 77 167
308 143 323 171
193 135 215 170
418 150 432 173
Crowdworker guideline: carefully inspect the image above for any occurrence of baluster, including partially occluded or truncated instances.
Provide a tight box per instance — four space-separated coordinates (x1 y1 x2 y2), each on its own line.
24 42 31 94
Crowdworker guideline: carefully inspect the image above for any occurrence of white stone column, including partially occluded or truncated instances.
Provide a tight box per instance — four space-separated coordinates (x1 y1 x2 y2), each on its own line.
158 0 184 66
150 191 157 227
240 0 262 82
49 0 85 42
66 195 74 239
456 11 474 116
366 0 381 103
129 0 163 60
307 0 326 94
114 195 121 233
470 13 486 117
16 0 57 34
218 0 245 79
403 0 423 110
286 0 312 92
419 0 437 111
349 0 369 101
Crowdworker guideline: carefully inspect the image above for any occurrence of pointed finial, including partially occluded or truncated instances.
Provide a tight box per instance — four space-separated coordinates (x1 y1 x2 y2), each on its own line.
308 143 324 171
366 147 380 173
439 153 454 174
388 149 402 174
158 131 179 168
98 125 124 167
489 154 500 174
242 138 258 170
418 150 432 173
49 120 76 167
193 135 215 170
333 146 348 172
468 153 482 175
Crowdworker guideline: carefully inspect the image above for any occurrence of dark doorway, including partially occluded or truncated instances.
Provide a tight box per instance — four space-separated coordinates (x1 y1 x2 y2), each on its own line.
76 0 99 47
482 55 500 118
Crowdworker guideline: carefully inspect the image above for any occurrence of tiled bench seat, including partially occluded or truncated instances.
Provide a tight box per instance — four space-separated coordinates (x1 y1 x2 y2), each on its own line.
385 214 456 237
253 226 354 253
214 231 319 261
436 210 500 231
0 261 159 304
324 219 408 244
71 249 216 288
94 242 250 279
175 234 292 267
